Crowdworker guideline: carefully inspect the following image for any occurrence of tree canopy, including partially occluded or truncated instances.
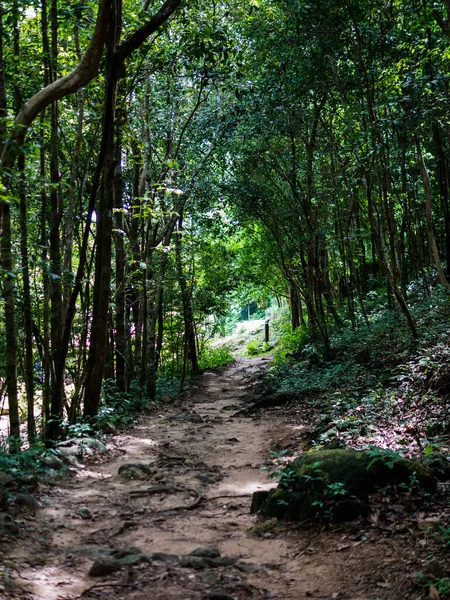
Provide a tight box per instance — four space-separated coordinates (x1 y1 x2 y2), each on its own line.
1 0 450 447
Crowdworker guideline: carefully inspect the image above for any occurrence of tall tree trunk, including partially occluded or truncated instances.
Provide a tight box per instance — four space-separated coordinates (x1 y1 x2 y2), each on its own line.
114 139 126 392
49 0 64 430
0 12 20 446
432 124 450 275
13 6 35 441
414 130 449 288
63 24 84 318
83 2 122 418
175 214 199 376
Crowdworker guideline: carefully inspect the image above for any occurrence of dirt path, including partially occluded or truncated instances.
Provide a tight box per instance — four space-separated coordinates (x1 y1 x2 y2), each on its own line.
2 358 432 599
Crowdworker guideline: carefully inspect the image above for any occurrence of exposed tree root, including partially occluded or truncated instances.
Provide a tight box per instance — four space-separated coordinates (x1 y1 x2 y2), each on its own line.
129 485 203 510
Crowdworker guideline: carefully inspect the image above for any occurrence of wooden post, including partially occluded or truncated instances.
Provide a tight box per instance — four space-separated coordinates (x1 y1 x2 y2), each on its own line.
264 320 270 343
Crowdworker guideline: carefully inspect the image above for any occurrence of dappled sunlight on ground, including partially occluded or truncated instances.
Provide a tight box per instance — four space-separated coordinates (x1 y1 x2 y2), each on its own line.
3 357 434 600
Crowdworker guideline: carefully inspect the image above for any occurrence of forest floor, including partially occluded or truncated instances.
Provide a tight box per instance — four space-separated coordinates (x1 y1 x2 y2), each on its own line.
1 357 448 600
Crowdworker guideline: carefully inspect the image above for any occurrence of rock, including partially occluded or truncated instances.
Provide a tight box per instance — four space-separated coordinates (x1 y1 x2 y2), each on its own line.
116 552 150 566
42 454 65 470
79 438 108 452
264 448 436 522
150 552 180 563
57 446 82 458
89 556 123 576
239 390 303 414
180 553 234 570
14 493 40 512
181 556 210 570
99 421 117 434
57 437 107 453
189 548 221 559
86 547 152 575
235 562 260 573
76 507 92 520
298 449 434 493
250 490 271 514
212 557 236 567
118 463 154 480
203 569 219 585
160 393 172 404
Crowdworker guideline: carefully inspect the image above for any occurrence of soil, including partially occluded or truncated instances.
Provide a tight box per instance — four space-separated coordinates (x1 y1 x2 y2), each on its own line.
0 357 445 600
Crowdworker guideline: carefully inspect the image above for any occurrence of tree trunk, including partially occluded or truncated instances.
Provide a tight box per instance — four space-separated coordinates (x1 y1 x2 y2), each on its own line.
13 7 35 441
414 130 449 288
0 12 19 446
83 2 121 417
114 144 126 392
175 214 199 376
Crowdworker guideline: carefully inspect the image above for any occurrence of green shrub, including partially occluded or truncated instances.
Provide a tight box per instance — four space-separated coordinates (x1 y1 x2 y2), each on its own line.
198 344 233 370
0 441 52 478
98 379 150 428
272 325 309 363
246 340 260 356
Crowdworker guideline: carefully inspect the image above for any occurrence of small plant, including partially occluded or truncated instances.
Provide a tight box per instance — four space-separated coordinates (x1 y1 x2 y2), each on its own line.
366 446 403 470
279 467 297 488
415 572 450 599
198 344 233 370
326 481 348 498
268 448 288 459
264 448 289 481
0 442 52 481
301 462 326 496
67 421 92 439
246 340 260 356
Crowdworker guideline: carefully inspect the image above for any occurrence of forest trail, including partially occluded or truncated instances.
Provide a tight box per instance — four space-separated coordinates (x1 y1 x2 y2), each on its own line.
5 358 424 600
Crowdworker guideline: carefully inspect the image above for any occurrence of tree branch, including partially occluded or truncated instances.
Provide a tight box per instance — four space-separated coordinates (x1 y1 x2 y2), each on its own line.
117 0 183 60
1 0 113 171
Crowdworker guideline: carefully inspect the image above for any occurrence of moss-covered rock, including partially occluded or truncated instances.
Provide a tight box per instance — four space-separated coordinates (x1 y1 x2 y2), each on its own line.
287 449 435 494
262 448 436 523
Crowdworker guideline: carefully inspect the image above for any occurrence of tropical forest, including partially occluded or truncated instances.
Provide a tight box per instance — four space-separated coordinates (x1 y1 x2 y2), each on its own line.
2 0 450 598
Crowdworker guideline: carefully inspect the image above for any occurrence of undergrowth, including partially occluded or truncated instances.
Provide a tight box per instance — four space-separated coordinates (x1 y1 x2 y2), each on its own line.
0 442 53 479
198 344 233 370
265 283 450 455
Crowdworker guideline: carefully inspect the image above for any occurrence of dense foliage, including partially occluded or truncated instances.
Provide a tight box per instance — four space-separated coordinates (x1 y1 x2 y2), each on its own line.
1 0 450 448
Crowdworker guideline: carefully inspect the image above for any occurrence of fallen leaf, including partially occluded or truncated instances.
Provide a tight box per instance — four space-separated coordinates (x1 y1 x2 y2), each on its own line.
376 582 392 589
